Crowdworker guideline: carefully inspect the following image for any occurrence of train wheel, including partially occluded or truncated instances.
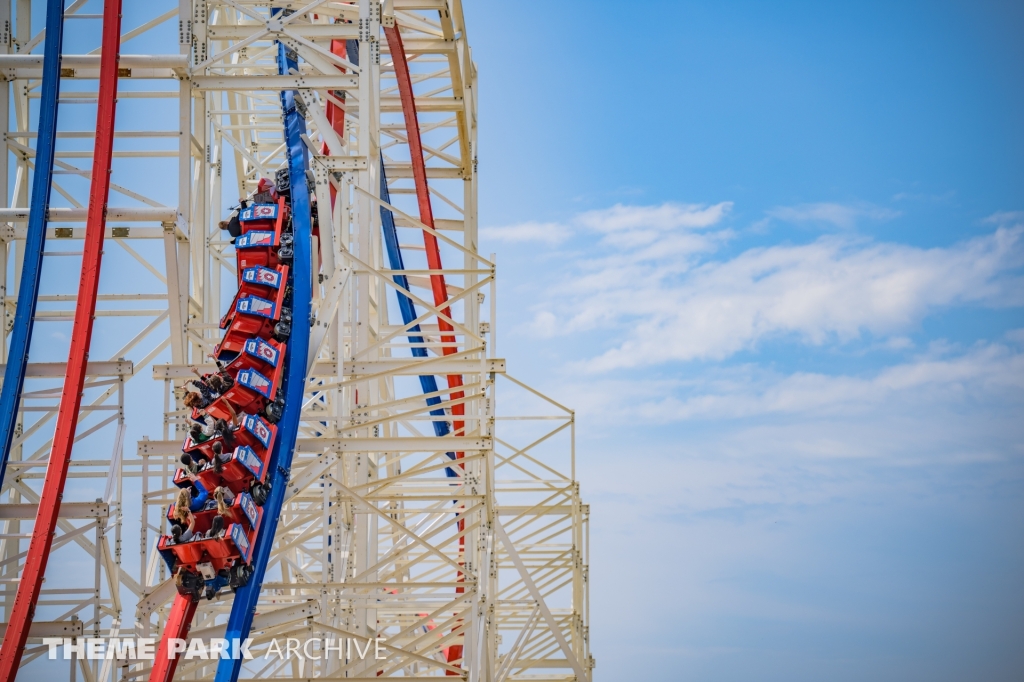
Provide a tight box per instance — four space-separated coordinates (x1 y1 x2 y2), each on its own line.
175 570 203 601
251 480 271 507
265 399 284 423
230 563 253 592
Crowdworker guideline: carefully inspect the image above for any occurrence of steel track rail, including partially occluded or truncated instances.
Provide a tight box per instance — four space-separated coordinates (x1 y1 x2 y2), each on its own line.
335 38 455 466
380 160 457 453
148 595 199 682
0 0 66 487
214 37 314 682
382 22 469 673
382 24 467 443
0 0 121 677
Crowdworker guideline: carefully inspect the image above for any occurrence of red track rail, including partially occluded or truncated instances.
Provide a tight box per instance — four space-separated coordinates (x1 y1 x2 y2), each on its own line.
382 23 467 673
0 0 122 677
381 25 466 439
149 595 199 682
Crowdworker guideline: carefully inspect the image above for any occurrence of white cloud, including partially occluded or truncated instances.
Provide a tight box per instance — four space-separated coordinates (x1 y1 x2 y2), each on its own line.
575 202 732 232
577 202 733 249
549 341 1024 575
480 221 570 245
983 210 1024 225
480 201 733 247
571 336 1024 681
500 202 1024 682
557 342 1024 427
891 190 955 203
880 335 914 350
530 222 1024 370
767 202 900 229
648 344 1023 422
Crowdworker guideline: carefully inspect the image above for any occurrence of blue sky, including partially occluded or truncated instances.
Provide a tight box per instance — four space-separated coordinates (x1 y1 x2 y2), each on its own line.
464 2 1024 680
5 1 1021 679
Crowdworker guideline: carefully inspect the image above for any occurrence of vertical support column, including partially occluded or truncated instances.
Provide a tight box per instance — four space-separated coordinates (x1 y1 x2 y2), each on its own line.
11 0 29 296
0 0 9 361
458 16 484 676
209 102 222 331
0 0 14 624
192 89 208 350
352 0 381 664
226 87 246 194
114 375 125 624
169 0 193 369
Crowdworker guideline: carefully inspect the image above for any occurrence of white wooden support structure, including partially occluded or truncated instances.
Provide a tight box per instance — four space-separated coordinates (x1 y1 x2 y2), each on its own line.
0 2 592 680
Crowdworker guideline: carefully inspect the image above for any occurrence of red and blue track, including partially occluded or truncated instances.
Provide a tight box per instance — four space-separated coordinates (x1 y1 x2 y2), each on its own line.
382 23 469 673
0 9 463 680
0 0 122 677
151 33 315 681
210 37 315 682
214 23 467 681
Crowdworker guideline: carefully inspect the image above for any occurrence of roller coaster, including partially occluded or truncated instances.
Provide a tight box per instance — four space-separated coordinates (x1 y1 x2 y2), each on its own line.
0 1 592 680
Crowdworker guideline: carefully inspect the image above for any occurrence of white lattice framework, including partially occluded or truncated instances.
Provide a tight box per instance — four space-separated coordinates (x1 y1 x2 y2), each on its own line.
0 1 592 680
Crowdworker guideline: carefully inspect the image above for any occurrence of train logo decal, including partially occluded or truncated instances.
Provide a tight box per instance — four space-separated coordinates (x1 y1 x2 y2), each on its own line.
231 524 250 560
243 415 272 448
238 369 272 398
244 338 279 367
238 204 278 222
234 445 262 479
240 493 258 528
237 296 276 319
242 266 281 288
236 231 275 249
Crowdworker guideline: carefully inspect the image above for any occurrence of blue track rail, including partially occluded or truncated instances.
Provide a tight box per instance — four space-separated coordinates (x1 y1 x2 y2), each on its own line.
379 161 457 477
0 0 65 481
351 31 454 476
215 41 313 681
